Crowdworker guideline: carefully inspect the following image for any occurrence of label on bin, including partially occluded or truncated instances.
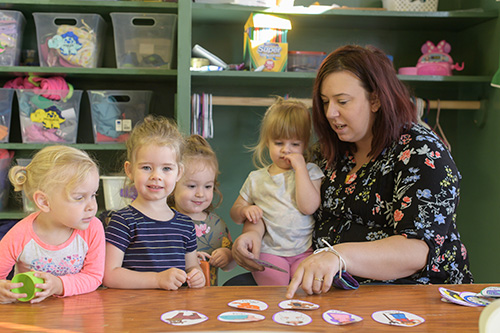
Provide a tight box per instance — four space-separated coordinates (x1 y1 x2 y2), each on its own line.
122 119 132 132
61 108 76 120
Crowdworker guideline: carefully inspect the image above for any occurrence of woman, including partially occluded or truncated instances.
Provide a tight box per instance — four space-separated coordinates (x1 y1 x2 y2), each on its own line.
232 44 473 298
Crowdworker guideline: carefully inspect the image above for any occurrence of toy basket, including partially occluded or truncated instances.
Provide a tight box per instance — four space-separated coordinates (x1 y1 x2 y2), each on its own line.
382 0 438 12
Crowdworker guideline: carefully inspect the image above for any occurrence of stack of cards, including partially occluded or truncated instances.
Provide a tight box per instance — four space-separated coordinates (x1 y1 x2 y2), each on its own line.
439 287 498 307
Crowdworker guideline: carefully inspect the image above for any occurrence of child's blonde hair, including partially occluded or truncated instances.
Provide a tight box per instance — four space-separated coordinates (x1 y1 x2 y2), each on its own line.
9 145 98 201
251 96 312 168
126 115 184 168
168 134 222 212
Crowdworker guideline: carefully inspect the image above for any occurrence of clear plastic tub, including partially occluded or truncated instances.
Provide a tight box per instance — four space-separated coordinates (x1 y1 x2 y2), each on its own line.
0 10 26 66
287 51 326 72
33 12 106 68
87 90 152 143
15 158 37 213
110 12 177 69
0 88 15 143
16 89 83 144
382 0 438 11
0 150 13 211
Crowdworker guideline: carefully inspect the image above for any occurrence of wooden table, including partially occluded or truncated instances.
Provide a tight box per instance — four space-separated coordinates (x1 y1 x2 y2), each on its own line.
0 284 496 332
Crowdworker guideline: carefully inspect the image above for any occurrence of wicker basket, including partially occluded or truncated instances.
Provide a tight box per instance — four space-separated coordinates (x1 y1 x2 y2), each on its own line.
382 0 438 12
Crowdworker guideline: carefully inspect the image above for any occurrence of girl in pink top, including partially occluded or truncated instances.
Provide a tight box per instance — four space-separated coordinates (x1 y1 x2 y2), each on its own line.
0 145 105 304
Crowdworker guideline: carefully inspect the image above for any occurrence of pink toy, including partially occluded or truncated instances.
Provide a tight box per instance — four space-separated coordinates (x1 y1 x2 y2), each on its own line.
398 40 464 76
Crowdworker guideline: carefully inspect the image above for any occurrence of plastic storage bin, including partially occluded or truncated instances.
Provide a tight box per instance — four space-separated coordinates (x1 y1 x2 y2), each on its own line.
101 176 136 210
33 12 106 68
110 12 177 69
16 89 83 144
16 158 37 212
0 88 15 143
87 90 152 143
0 150 13 211
382 0 438 11
0 10 26 66
287 51 326 72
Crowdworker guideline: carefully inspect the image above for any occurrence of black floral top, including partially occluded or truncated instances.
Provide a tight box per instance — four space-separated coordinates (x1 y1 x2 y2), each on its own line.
312 123 473 284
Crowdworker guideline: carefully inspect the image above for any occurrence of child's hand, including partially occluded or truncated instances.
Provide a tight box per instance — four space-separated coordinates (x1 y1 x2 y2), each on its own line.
157 268 187 291
0 279 26 304
242 205 263 224
30 271 63 303
283 153 306 170
197 251 211 262
209 248 232 269
186 268 205 289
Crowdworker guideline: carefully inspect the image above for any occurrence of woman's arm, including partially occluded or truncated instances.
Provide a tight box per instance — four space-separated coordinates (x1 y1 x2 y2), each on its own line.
231 220 266 271
286 235 429 298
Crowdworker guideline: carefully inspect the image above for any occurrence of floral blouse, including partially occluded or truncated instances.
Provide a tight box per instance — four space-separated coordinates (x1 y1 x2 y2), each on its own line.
312 123 473 284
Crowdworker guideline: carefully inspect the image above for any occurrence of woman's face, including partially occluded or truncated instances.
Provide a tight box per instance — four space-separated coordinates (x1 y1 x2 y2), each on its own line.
320 71 379 152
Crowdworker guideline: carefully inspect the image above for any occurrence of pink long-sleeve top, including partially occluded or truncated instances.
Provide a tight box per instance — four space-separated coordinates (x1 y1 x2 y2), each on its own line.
0 211 105 297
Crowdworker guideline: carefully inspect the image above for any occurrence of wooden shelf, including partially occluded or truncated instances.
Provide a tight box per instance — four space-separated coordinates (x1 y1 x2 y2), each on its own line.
0 66 178 81
0 143 126 150
0 0 177 15
192 5 497 30
191 71 492 86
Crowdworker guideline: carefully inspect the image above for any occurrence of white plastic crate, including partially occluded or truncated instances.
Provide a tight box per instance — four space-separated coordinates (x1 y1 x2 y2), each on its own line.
101 176 136 210
383 0 438 11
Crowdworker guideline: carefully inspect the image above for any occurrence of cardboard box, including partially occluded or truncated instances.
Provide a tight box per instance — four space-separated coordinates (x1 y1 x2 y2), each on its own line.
244 13 291 72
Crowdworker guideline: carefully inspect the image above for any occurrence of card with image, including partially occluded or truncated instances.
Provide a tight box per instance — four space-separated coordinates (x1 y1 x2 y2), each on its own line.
253 258 288 273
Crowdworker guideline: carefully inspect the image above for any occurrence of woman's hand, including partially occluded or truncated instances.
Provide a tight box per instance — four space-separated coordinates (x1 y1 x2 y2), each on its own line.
0 279 26 304
286 251 340 299
232 230 264 272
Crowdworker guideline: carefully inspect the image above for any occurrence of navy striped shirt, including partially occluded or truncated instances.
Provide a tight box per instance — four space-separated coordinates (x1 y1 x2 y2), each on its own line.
105 206 197 272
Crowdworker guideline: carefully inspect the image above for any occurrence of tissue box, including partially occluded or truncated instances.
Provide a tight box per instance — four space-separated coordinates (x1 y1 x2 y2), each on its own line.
33 12 106 68
382 0 438 11
110 12 177 69
101 176 136 210
0 88 15 142
0 10 26 66
16 89 82 144
87 90 152 143
244 13 291 72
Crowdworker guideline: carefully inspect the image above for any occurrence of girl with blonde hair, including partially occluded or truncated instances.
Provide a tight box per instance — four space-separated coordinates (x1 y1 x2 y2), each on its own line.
104 115 205 290
0 145 104 303
170 134 235 286
230 97 324 285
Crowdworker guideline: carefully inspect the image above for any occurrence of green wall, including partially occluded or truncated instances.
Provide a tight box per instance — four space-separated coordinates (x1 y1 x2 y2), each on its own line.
455 0 500 283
